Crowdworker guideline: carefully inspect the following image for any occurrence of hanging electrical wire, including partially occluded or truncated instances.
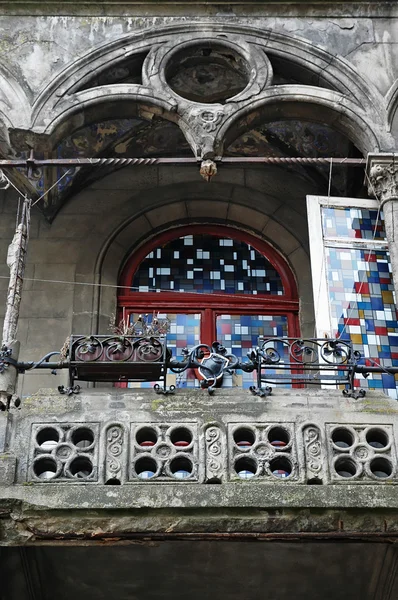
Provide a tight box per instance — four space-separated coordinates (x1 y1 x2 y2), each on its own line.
31 169 73 207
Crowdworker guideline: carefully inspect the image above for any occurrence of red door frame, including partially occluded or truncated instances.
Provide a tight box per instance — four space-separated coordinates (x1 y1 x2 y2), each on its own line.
118 224 300 345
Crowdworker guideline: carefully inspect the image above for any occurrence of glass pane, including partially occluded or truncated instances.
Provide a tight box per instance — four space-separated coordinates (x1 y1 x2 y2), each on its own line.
322 207 386 240
127 313 201 389
325 247 398 398
132 234 284 295
216 314 289 388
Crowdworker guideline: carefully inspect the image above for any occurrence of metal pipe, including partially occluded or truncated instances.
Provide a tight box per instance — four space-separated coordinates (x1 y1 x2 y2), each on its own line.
355 365 398 374
13 360 398 375
0 156 366 168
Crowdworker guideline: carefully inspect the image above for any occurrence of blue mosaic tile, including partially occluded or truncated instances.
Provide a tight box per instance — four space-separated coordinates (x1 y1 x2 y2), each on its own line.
324 240 398 399
216 314 289 388
322 207 385 240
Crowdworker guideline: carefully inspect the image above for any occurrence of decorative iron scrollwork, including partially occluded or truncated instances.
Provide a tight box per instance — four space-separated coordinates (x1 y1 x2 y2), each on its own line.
58 385 81 396
154 383 176 396
169 341 240 394
251 336 363 396
14 331 390 398
72 335 167 364
249 385 272 398
342 388 366 399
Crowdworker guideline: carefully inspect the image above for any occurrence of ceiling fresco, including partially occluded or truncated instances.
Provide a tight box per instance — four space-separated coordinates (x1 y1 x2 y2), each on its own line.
27 117 192 219
1 29 369 221
10 117 361 221
226 120 346 157
226 120 361 196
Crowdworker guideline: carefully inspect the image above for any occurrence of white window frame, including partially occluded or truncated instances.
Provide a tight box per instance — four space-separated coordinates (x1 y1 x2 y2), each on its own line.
306 195 387 339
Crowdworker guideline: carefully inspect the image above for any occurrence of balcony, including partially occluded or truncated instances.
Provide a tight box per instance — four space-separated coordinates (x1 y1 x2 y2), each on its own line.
1 333 398 549
10 333 378 397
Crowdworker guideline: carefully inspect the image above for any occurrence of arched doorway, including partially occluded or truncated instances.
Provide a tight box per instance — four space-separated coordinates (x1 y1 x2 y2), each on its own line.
118 225 299 388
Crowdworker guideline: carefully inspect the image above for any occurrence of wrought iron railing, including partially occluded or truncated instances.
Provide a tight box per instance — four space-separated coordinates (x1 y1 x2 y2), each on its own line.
69 334 169 385
2 333 396 398
248 336 362 396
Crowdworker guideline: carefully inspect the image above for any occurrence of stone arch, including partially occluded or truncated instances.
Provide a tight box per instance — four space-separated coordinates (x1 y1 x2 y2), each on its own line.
37 90 179 147
31 95 193 220
249 28 383 114
33 23 384 122
31 32 157 129
30 22 391 155
218 87 387 157
67 178 314 338
0 63 30 131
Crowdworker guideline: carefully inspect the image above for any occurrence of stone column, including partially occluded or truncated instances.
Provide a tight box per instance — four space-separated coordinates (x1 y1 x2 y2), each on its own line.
367 153 398 299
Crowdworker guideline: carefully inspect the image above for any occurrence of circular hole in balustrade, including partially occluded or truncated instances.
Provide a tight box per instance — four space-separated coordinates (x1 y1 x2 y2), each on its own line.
170 427 192 448
170 456 193 479
268 427 290 449
36 427 59 451
235 456 257 479
69 456 93 479
105 478 121 485
366 428 389 449
135 457 158 480
370 457 392 479
71 427 94 449
335 457 357 478
34 457 58 480
331 427 354 449
136 427 158 447
270 457 292 479
233 427 256 448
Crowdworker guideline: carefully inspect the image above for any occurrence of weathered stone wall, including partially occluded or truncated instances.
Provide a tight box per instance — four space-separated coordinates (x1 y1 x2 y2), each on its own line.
1 387 398 545
0 161 315 395
0 2 397 392
0 8 398 587
0 5 397 109
0 4 396 151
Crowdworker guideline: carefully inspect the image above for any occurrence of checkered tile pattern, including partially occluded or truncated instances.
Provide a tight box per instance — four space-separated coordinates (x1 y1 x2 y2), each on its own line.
322 207 398 399
132 234 284 295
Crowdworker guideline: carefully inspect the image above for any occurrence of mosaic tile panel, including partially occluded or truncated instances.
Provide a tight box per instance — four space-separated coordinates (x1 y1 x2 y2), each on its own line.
322 207 386 240
216 314 289 388
325 246 398 398
127 313 201 389
132 234 284 295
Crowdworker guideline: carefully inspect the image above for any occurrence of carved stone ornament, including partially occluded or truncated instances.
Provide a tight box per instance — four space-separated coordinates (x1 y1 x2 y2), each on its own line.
303 424 323 479
198 110 224 133
200 160 218 182
367 157 398 203
182 105 230 159
205 425 224 482
106 424 124 480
